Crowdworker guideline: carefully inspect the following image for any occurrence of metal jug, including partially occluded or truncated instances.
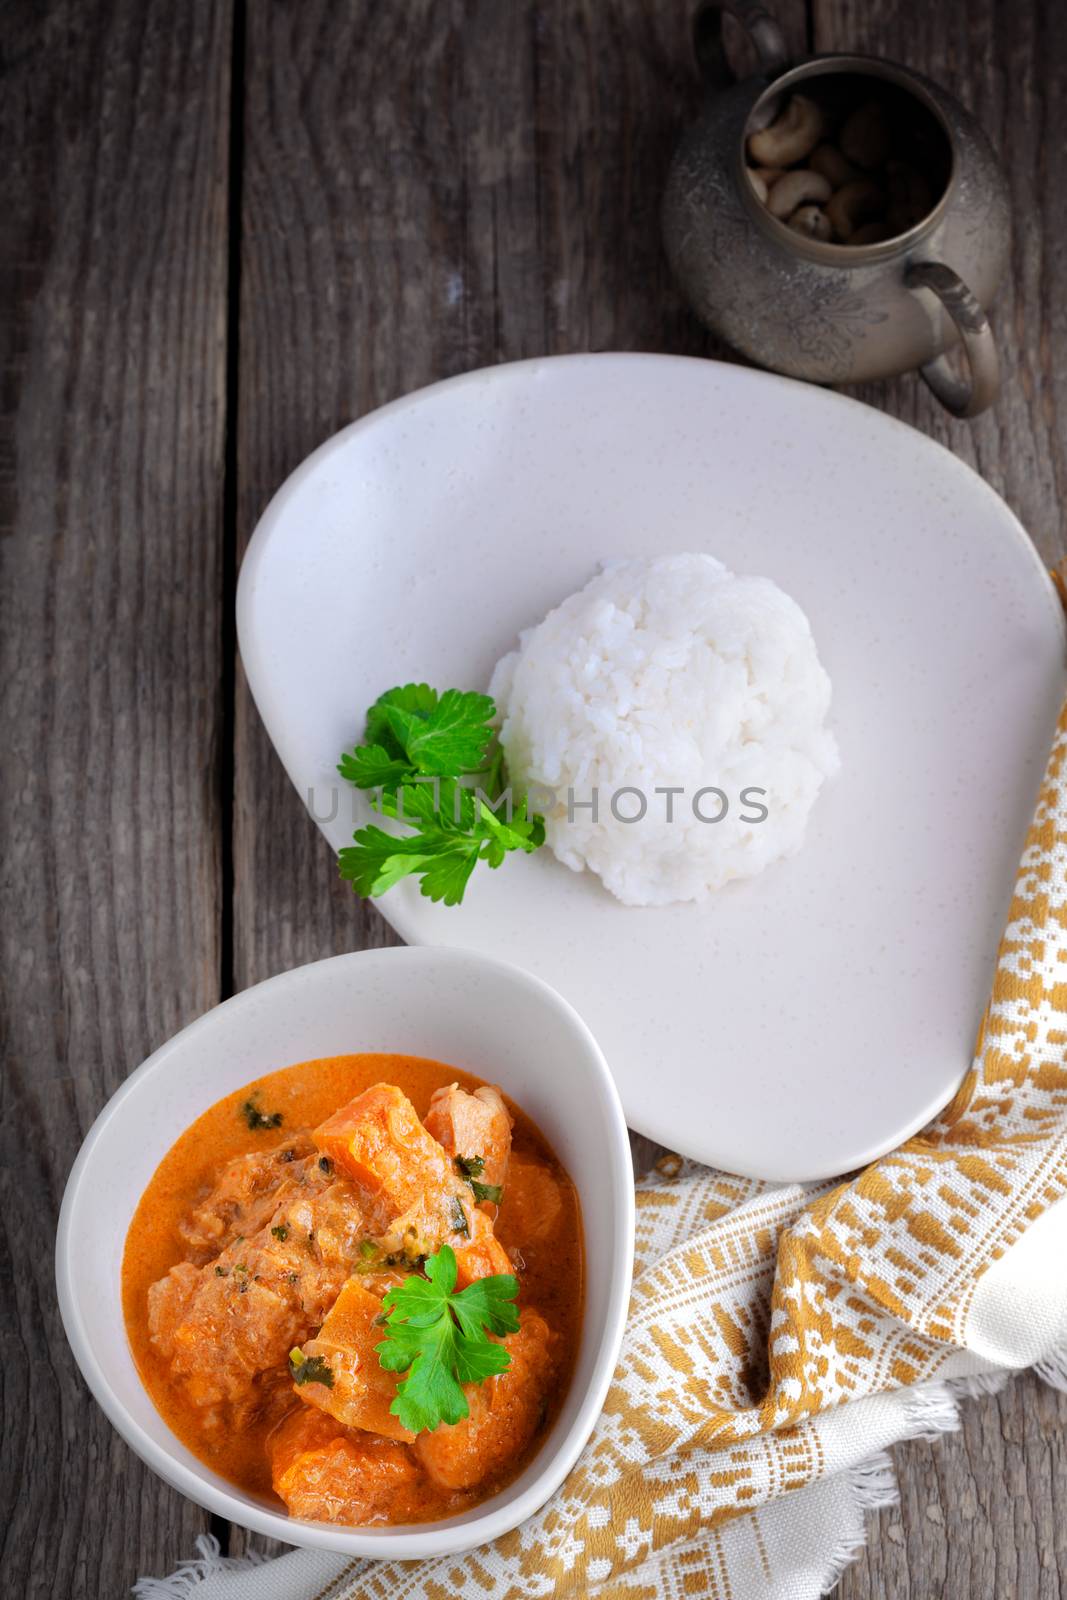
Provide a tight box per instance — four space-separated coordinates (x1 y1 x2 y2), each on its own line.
662 1 1011 415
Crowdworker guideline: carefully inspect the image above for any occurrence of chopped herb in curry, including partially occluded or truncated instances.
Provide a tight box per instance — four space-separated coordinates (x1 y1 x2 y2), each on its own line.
470 1178 503 1205
456 1153 503 1205
289 1348 334 1388
241 1093 283 1131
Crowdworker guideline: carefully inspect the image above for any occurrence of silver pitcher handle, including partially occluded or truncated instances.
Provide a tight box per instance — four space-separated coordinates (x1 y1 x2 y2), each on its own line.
693 1 789 88
905 262 1000 418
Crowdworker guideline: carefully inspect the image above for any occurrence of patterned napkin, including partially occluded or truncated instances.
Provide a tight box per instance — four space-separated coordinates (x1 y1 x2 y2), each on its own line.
135 704 1067 1600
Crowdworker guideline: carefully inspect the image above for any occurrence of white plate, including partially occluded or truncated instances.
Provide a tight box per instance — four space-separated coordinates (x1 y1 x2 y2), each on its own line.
238 354 1066 1181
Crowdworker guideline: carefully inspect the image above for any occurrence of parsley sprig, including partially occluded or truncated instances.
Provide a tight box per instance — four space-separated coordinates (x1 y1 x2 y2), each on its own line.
375 1245 519 1433
337 684 545 906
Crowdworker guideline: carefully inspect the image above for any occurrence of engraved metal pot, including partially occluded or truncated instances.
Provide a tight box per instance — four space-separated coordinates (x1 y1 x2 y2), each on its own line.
662 2 1011 416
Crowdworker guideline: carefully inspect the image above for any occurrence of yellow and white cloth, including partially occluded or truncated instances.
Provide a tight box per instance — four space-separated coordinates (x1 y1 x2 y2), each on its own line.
137 706 1067 1600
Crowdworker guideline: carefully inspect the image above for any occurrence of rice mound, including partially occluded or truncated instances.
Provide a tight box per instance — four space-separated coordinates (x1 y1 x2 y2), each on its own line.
489 553 839 907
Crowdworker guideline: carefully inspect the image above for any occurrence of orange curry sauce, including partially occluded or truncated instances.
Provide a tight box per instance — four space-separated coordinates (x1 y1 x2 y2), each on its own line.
122 1054 583 1524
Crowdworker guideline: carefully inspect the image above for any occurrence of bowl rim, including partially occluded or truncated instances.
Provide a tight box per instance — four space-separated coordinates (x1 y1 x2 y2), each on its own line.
55 945 635 1559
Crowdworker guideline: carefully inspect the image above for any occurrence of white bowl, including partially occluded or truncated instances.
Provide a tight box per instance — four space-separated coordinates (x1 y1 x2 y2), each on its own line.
56 946 634 1559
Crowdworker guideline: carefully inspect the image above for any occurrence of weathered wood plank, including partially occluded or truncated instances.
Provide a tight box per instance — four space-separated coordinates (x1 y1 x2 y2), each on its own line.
0 1 232 1594
808 10 1067 1597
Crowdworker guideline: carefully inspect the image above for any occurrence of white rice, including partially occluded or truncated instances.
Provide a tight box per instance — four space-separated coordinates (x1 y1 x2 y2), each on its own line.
489 553 839 907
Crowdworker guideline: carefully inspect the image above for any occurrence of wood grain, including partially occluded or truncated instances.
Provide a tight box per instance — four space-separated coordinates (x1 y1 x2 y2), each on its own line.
3 0 1065 1593
0 0 232 1594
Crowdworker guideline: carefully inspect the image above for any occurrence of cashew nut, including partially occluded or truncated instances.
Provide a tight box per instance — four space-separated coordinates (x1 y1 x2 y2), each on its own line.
839 100 892 169
788 204 832 241
766 168 831 220
747 164 788 203
809 143 861 188
747 94 825 168
850 220 894 246
827 179 886 240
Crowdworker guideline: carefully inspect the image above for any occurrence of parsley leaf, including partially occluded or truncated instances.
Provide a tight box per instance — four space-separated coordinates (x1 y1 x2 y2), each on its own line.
375 1245 519 1433
338 825 472 901
337 744 412 790
337 683 546 907
358 684 496 777
363 682 439 749
379 688 497 776
418 846 483 906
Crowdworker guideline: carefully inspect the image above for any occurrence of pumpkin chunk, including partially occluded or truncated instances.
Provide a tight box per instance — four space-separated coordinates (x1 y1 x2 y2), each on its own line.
413 1312 554 1491
269 1407 426 1524
292 1278 413 1443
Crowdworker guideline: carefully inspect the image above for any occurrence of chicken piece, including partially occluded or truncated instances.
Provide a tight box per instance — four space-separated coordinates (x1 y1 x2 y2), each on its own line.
178 1135 316 1259
414 1312 555 1491
280 1167 377 1319
149 1261 296 1423
424 1083 514 1195
148 1156 370 1425
369 1182 506 1283
269 1407 427 1525
293 1278 413 1443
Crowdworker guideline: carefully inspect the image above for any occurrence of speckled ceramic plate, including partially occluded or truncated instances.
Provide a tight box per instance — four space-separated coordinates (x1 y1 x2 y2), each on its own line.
237 354 1066 1181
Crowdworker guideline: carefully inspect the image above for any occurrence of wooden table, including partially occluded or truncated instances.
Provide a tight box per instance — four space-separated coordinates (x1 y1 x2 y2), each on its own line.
4 2 1066 1595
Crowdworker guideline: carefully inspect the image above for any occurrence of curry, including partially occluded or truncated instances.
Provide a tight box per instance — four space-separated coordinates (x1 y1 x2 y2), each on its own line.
122 1053 583 1525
